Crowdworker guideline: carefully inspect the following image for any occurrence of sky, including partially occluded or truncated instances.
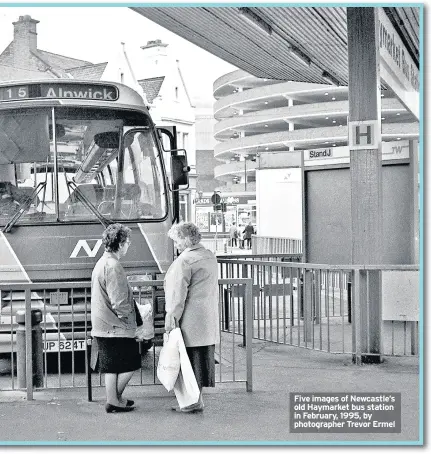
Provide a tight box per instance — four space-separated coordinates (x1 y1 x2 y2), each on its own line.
0 6 236 103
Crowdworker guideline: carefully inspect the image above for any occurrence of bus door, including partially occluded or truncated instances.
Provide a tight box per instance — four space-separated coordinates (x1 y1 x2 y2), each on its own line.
156 126 190 223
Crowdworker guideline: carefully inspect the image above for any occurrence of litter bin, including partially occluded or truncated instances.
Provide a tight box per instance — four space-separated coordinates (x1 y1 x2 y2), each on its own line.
16 309 43 388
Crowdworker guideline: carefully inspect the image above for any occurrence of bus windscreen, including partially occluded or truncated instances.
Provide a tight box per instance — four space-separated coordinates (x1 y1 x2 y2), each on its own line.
0 107 167 226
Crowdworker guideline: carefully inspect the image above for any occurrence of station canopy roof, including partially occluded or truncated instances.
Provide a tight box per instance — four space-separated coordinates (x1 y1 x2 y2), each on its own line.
131 6 419 87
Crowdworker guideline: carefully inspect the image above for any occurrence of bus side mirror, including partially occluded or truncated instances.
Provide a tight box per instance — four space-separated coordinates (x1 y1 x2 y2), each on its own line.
171 153 190 189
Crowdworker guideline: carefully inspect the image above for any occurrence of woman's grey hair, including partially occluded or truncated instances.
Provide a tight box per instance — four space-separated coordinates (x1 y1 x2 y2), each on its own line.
168 222 201 248
102 223 131 252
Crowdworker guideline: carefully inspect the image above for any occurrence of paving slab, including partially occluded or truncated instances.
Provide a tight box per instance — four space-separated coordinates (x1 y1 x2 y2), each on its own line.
0 340 420 445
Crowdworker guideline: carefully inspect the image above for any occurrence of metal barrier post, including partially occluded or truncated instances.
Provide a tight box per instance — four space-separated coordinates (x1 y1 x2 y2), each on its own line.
352 269 362 365
16 305 43 399
86 338 93 402
411 322 418 355
223 288 230 331
242 265 248 347
303 270 313 343
299 274 304 318
16 312 26 390
347 279 352 323
244 278 253 392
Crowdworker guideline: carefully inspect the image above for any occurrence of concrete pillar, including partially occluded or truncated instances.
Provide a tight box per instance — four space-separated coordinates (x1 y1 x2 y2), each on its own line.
288 99 295 152
347 7 382 364
408 140 419 264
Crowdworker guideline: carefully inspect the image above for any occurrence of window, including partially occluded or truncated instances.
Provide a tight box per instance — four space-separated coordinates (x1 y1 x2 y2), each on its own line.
119 130 167 220
195 206 210 232
179 194 188 221
0 107 166 226
183 132 189 150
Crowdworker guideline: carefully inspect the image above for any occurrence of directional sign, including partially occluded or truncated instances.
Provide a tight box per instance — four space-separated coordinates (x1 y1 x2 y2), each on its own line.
211 193 221 204
349 120 380 150
378 8 419 120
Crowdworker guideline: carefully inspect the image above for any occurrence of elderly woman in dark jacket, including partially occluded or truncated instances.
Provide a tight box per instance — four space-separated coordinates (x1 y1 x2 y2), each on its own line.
91 223 140 413
164 222 219 413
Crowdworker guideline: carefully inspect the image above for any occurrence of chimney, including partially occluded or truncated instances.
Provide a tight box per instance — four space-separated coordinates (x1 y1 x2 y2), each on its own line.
13 15 39 53
140 39 169 79
140 39 168 52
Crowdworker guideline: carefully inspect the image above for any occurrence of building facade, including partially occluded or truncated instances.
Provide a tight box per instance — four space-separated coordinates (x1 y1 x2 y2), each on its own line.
0 15 106 80
137 40 197 223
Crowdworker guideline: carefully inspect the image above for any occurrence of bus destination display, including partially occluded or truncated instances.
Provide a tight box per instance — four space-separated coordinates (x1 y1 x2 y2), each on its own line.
0 83 119 101
0 85 29 101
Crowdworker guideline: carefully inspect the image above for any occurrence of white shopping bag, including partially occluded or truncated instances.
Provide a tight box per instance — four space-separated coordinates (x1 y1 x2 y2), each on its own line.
173 330 200 409
157 328 181 391
135 303 155 341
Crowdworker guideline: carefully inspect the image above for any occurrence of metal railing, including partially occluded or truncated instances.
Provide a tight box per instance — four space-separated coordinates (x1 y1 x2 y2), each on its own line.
202 236 303 256
0 278 253 399
218 258 419 361
252 235 303 255
201 237 228 253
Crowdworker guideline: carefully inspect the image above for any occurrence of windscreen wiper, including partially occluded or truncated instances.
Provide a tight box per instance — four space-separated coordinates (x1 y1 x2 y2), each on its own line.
66 180 110 228
3 182 47 233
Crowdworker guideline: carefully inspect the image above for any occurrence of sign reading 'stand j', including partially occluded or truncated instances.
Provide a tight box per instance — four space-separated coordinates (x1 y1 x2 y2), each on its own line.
289 393 401 433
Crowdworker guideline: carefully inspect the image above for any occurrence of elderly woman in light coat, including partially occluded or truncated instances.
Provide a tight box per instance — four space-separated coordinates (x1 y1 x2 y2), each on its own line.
164 222 219 413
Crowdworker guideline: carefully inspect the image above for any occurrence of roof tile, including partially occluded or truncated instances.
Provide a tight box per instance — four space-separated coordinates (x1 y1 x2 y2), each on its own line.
0 63 57 81
138 76 165 104
37 49 92 70
67 62 108 80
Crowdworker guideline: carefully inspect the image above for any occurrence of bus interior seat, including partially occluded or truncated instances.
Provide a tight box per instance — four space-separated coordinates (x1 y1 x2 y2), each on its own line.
11 186 38 205
0 182 41 214
99 183 141 218
102 184 141 202
66 183 104 216
0 182 19 217
121 183 141 201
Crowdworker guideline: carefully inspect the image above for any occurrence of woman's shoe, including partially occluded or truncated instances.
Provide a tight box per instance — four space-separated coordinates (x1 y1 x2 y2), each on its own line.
171 402 204 413
105 403 135 413
126 400 135 407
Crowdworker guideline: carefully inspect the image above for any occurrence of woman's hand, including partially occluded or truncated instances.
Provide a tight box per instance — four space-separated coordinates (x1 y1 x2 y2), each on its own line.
164 313 176 333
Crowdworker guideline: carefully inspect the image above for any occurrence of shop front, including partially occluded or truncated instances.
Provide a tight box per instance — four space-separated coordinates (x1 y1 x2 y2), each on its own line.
194 194 256 235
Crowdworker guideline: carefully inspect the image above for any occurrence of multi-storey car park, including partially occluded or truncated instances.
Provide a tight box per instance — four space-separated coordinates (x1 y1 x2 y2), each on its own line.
194 69 418 240
213 69 419 188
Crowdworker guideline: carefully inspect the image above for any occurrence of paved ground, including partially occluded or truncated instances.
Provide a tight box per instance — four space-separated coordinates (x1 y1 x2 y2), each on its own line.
0 338 421 445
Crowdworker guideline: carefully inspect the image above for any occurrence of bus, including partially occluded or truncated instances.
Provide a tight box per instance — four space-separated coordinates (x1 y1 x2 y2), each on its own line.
0 80 189 356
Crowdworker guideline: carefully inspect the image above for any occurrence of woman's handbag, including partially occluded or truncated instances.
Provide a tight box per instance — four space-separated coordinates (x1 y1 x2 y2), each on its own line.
173 330 200 409
135 303 155 340
157 328 181 391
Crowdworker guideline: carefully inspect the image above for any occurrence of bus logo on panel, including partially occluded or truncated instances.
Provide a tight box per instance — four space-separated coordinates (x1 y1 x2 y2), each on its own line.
70 239 103 258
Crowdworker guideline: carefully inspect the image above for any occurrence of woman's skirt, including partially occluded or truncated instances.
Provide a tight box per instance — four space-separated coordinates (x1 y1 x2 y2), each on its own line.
94 337 141 374
185 345 215 388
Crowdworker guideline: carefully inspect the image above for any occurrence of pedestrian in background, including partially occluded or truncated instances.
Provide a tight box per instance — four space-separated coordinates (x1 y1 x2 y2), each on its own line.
243 221 255 250
238 224 245 249
164 222 219 413
91 223 140 413
229 222 238 247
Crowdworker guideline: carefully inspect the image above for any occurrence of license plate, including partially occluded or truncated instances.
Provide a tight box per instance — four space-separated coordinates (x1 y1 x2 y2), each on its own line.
43 339 86 352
